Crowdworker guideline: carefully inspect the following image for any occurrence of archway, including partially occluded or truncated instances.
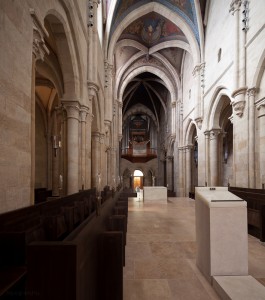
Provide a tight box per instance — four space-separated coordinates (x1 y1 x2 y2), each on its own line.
208 90 233 186
133 169 144 190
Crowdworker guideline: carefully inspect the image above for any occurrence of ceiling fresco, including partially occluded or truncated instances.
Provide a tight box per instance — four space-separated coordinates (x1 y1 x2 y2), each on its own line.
110 0 199 43
118 12 187 47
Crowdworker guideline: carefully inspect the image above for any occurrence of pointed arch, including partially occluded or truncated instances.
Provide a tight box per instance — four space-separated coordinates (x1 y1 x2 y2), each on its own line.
206 86 233 130
252 48 265 88
118 65 177 103
184 118 197 145
44 10 80 99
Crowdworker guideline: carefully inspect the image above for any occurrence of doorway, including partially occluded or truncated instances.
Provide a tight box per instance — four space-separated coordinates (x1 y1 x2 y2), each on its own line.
133 170 144 190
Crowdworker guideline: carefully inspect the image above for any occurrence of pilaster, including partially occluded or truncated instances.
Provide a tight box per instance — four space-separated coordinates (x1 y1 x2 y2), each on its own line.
30 9 49 204
209 129 222 186
184 145 193 196
85 111 94 188
257 99 265 188
247 87 257 188
192 63 204 122
204 130 210 186
80 106 89 189
62 101 81 194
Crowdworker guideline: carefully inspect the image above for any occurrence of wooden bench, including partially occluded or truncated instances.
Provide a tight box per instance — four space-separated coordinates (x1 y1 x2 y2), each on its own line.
26 192 124 300
0 189 97 299
229 187 265 242
0 188 127 300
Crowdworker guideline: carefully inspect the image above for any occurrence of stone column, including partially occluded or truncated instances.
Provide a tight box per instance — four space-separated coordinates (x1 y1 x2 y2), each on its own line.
30 53 36 205
62 101 80 195
51 109 60 196
257 102 265 188
185 145 193 196
111 147 117 187
209 129 221 186
85 112 93 188
204 131 210 186
229 0 241 89
80 106 89 189
30 12 49 203
171 102 176 137
100 133 107 187
192 64 204 123
106 147 111 186
61 109 68 195
118 100 123 141
230 1 247 115
166 156 173 191
91 132 101 188
104 61 113 124
248 87 256 188
87 1 99 85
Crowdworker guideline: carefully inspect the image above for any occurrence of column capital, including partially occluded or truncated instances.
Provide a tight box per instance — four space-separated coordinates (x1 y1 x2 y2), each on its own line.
231 100 246 118
104 60 113 70
30 9 49 61
87 81 99 96
209 128 222 140
80 106 89 122
100 133 105 144
247 87 257 97
204 130 210 137
229 0 242 15
166 155 174 161
92 131 101 141
192 62 205 77
184 144 193 151
195 117 203 130
87 111 94 124
257 100 265 118
231 87 247 117
61 101 81 120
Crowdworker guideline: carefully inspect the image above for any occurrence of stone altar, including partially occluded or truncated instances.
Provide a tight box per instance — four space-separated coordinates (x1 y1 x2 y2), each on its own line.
143 186 167 203
195 187 248 282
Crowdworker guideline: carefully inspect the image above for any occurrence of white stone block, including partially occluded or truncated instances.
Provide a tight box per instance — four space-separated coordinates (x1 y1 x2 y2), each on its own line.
213 275 265 300
143 186 167 203
195 187 248 282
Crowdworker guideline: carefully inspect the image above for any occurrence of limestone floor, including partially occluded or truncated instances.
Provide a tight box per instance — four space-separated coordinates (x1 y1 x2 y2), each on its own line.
123 197 265 300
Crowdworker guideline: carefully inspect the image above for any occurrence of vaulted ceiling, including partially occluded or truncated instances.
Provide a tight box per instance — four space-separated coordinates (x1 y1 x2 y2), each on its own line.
107 0 205 128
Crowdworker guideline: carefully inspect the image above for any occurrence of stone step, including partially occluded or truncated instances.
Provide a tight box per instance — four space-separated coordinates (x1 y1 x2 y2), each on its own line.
213 275 265 300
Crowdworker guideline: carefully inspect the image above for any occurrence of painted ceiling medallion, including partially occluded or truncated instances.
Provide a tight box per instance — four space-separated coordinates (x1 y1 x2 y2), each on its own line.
141 19 162 45
120 12 186 47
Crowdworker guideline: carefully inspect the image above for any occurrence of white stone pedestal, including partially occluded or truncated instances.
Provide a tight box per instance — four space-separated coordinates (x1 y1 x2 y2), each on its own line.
195 187 248 282
143 186 167 203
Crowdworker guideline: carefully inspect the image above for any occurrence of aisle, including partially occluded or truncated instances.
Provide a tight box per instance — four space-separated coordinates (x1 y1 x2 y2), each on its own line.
123 197 219 300
123 197 265 299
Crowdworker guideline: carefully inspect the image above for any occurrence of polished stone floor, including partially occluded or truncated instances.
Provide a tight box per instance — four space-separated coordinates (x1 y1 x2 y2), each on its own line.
123 197 265 300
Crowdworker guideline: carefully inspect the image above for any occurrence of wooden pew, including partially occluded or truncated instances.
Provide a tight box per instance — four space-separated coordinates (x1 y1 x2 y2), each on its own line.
0 189 97 299
26 191 123 300
229 187 265 242
98 232 123 300
34 188 52 204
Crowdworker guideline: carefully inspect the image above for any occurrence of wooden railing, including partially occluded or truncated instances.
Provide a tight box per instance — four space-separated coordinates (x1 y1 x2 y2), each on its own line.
229 186 265 242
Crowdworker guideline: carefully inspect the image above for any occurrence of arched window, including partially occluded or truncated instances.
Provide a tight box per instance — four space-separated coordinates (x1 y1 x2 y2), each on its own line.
134 170 143 177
